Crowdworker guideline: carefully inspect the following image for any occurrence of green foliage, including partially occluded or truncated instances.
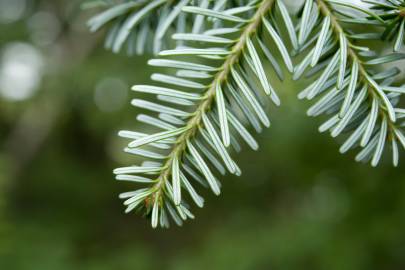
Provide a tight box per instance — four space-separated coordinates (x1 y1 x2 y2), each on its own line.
87 0 405 228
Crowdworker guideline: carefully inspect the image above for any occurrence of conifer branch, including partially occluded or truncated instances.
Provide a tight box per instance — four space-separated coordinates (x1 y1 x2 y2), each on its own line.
113 0 296 228
295 0 405 166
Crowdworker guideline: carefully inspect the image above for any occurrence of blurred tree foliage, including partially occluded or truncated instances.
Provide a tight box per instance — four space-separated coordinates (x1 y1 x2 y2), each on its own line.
0 0 404 270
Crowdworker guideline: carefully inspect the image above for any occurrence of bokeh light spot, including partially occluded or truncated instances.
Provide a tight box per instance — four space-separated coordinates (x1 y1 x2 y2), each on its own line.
0 0 27 24
0 42 44 101
94 77 128 112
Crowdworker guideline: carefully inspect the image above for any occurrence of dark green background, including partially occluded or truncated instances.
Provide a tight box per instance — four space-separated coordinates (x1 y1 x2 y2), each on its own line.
0 1 404 269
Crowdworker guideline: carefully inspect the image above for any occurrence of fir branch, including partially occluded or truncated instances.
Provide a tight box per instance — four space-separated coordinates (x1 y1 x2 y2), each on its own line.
114 0 295 228
295 0 405 166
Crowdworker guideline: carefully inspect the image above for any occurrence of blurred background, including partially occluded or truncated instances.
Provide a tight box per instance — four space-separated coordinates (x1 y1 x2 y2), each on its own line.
0 0 405 269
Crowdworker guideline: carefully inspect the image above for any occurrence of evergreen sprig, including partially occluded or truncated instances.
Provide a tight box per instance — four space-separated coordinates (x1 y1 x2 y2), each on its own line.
295 0 405 167
113 0 297 228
